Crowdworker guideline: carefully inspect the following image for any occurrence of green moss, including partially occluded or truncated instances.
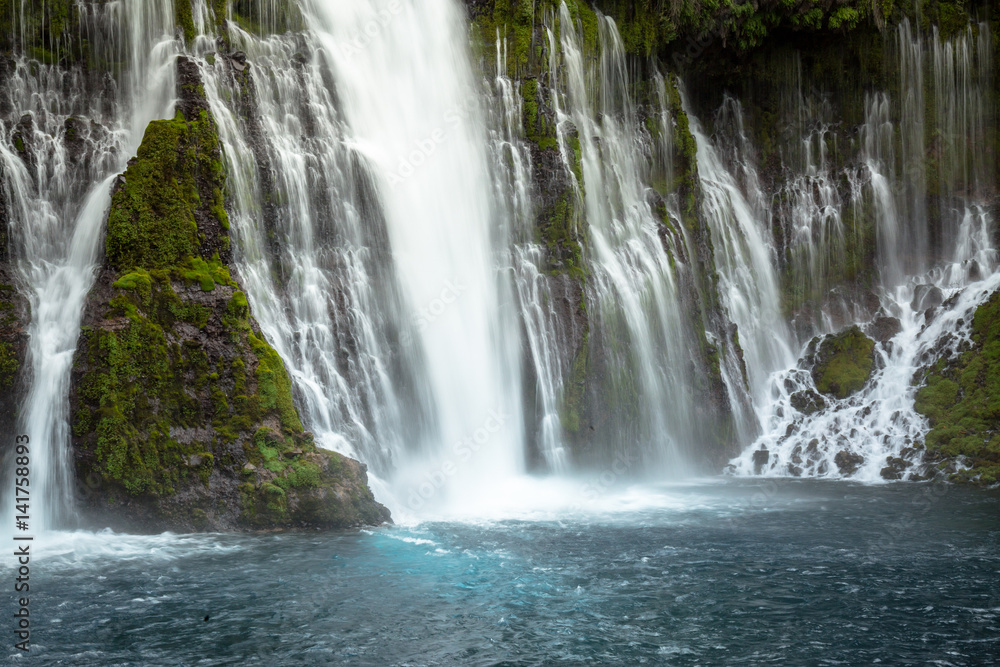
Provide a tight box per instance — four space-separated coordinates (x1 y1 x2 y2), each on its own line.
914 290 1000 484
248 333 302 433
0 341 17 392
175 0 196 43
811 326 876 399
106 109 229 272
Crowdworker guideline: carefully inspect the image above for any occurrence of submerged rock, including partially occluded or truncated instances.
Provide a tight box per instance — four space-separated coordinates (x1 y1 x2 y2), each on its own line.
810 326 876 399
880 456 911 480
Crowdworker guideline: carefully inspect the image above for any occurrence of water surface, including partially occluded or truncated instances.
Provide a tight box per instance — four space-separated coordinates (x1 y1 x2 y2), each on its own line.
9 479 1000 665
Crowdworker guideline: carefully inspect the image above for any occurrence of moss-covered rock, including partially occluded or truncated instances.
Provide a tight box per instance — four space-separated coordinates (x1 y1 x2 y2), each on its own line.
106 59 231 272
913 289 1000 486
70 57 389 532
810 325 876 399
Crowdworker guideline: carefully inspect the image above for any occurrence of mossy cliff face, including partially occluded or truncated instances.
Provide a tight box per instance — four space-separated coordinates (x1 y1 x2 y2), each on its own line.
914 290 1000 486
0 0 86 63
0 161 26 434
69 57 389 532
187 0 304 48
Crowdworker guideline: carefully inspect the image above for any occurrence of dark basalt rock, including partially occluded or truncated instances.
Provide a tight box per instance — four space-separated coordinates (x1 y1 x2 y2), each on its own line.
880 456 911 480
911 284 944 312
790 389 826 415
834 450 865 475
752 448 770 474
868 316 902 344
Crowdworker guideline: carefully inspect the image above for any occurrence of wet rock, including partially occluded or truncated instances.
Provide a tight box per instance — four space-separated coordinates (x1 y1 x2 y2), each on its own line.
810 326 877 399
786 463 803 477
752 448 770 474
911 284 944 312
834 450 865 475
867 316 901 344
790 389 826 415
880 456 911 480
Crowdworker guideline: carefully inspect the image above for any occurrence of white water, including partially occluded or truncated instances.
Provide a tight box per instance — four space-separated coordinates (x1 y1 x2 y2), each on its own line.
541 6 709 469
1 1 178 529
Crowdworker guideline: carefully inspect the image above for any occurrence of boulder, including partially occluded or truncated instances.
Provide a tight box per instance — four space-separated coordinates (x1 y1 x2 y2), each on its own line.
834 450 865 475
810 326 877 399
752 448 770 474
790 389 826 415
868 316 901 344
911 284 944 312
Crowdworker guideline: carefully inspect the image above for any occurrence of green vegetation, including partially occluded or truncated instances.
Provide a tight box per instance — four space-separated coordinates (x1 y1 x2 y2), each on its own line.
559 333 590 433
106 110 229 272
811 326 876 398
69 65 388 529
914 291 1000 485
73 266 299 495
175 0 196 43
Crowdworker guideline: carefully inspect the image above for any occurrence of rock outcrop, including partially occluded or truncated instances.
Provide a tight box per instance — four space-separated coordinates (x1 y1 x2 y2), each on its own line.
69 57 389 532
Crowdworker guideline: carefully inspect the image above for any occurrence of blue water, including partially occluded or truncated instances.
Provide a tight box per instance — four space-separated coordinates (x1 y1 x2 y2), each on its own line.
6 480 1000 665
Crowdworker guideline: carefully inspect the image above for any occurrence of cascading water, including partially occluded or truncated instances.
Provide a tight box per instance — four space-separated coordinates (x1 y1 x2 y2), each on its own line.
687 102 795 415
491 35 573 472
541 5 708 470
185 0 529 514
0 0 994 531
0 1 178 529
731 19 997 480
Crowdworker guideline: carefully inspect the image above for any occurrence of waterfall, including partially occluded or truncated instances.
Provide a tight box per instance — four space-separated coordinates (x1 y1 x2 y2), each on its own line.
492 35 573 472
731 19 997 480
186 0 527 513
0 1 178 529
537 5 708 471
687 104 794 416
1 0 995 526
